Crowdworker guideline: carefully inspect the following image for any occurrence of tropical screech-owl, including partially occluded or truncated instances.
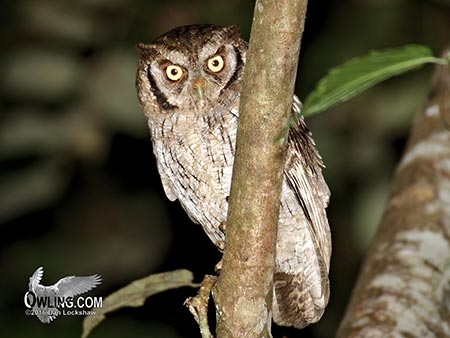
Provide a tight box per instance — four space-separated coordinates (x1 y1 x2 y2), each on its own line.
136 24 331 329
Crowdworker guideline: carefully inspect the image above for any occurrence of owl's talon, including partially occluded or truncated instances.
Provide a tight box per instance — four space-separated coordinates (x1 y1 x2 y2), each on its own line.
217 239 225 251
214 259 223 273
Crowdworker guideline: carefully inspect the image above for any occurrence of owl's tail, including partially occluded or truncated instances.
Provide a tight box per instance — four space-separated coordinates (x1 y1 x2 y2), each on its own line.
272 265 330 328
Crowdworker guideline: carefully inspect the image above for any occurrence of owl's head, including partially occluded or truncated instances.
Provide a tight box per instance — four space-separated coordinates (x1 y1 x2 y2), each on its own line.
136 25 246 117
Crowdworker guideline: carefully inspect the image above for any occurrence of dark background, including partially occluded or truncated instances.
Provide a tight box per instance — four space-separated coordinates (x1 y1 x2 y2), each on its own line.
1 0 449 337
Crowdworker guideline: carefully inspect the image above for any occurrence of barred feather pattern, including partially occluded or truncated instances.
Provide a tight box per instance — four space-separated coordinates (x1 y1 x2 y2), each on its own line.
136 24 331 329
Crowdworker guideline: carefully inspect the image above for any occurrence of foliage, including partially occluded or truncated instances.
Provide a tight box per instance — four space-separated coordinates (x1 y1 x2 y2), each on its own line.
82 270 198 338
302 45 449 117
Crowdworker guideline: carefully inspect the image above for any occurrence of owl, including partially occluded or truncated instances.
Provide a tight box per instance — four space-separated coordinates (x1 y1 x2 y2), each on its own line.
136 24 331 329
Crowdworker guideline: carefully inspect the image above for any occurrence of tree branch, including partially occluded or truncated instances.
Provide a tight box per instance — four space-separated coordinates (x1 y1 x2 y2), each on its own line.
185 275 217 338
212 1 308 337
337 50 450 337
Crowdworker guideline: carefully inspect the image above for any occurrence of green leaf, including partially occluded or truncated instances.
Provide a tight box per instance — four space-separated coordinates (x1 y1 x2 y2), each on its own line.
302 45 448 117
81 269 199 338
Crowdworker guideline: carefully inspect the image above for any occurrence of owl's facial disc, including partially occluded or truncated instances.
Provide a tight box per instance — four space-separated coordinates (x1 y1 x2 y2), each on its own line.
137 25 245 114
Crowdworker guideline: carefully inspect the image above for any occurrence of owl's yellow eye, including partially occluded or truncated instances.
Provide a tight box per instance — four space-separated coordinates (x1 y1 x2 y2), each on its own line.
166 65 183 81
207 55 224 73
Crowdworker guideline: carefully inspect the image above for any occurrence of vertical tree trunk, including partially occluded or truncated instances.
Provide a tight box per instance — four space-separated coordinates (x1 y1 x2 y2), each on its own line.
213 1 308 337
337 52 450 337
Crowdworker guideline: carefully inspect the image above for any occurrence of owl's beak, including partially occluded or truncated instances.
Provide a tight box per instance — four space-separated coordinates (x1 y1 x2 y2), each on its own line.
192 79 205 102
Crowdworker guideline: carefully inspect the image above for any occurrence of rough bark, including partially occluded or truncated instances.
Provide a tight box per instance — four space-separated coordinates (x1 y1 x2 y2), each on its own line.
212 0 308 337
337 52 450 337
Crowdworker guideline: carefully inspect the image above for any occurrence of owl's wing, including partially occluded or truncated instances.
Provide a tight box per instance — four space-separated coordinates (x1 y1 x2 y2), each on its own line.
273 97 331 328
151 138 178 202
285 98 330 263
157 166 178 201
29 267 44 291
54 274 102 298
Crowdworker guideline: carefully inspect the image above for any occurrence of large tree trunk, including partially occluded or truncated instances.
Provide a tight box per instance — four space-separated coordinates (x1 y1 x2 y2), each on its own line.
337 53 450 337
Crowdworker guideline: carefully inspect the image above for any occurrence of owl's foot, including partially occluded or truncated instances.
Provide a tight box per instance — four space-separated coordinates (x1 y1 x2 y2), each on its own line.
217 239 225 251
217 222 226 251
214 259 223 273
219 221 227 233
215 222 227 272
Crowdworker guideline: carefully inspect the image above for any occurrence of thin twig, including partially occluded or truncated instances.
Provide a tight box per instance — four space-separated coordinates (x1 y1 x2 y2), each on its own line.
185 275 217 338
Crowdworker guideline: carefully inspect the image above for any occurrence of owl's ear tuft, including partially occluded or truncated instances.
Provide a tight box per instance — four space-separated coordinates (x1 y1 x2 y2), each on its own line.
136 43 157 59
223 25 241 42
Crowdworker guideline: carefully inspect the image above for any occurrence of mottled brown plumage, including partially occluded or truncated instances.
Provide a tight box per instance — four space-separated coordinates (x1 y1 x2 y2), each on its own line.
136 24 331 329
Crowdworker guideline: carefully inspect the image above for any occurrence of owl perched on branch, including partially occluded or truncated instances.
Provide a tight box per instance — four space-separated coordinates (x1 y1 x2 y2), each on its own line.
136 24 331 329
